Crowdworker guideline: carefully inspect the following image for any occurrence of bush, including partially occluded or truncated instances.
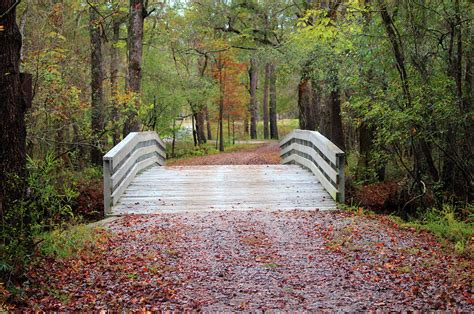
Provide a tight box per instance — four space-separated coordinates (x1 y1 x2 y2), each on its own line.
1 152 78 284
72 179 104 222
38 224 101 259
420 205 473 255
389 204 474 256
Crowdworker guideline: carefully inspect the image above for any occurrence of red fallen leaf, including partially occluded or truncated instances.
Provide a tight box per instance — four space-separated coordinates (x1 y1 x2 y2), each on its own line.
466 298 474 304
384 263 394 269
375 242 384 248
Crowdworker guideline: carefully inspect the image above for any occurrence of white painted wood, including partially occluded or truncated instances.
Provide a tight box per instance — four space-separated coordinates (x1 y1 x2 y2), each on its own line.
280 142 337 180
103 131 166 213
282 154 338 200
110 145 164 189
280 129 343 164
110 165 337 215
279 129 345 202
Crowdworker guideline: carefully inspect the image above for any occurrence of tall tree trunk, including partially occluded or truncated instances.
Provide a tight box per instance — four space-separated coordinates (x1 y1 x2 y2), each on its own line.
124 0 144 135
297 77 317 130
219 64 224 151
329 73 344 150
89 3 105 165
269 63 278 139
249 57 258 139
262 63 270 138
110 16 121 145
194 110 207 145
0 0 27 219
205 106 212 140
191 112 197 146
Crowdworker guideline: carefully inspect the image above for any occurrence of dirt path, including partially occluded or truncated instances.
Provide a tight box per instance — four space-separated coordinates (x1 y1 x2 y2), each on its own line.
168 141 280 166
23 211 472 311
19 145 473 311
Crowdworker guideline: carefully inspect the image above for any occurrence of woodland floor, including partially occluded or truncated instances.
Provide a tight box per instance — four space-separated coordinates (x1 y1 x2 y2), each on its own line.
19 142 473 311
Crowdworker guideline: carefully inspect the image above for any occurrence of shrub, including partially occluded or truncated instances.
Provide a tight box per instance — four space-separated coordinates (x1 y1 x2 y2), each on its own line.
1 152 78 284
38 224 101 259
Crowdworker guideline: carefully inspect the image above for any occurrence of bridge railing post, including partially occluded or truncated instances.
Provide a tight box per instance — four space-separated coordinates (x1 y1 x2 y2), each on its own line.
336 154 345 203
103 159 113 215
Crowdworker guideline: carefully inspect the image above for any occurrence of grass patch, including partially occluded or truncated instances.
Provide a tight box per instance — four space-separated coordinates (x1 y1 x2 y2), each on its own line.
389 205 473 256
38 224 102 259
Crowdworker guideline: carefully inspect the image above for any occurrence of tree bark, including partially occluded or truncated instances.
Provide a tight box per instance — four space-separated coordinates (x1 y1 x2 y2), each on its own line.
124 0 144 135
297 78 317 130
249 57 258 139
329 73 344 150
219 62 224 151
89 3 105 165
0 0 26 216
269 63 278 139
110 16 121 145
194 110 207 145
262 62 270 138
205 106 212 140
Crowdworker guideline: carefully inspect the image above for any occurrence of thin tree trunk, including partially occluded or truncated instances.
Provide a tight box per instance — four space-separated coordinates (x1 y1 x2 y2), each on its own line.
191 112 197 146
89 2 105 165
110 16 121 145
232 119 235 145
205 106 212 140
124 0 144 135
269 63 278 139
171 119 177 158
0 0 27 220
227 114 231 143
329 73 344 150
219 64 224 151
249 57 258 139
194 110 206 145
262 63 270 138
244 111 249 135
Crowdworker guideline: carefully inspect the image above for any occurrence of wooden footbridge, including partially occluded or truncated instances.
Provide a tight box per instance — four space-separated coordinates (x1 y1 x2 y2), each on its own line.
103 130 345 215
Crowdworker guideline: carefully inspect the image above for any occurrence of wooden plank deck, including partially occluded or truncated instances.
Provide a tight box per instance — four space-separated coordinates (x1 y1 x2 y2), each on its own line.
111 164 337 215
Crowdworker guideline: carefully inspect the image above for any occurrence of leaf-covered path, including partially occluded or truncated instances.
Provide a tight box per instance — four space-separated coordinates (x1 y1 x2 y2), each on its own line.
24 211 472 311
167 141 281 166
19 143 473 310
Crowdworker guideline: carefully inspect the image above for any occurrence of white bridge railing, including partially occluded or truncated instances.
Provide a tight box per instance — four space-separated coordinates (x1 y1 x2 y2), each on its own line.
103 131 166 214
280 129 345 202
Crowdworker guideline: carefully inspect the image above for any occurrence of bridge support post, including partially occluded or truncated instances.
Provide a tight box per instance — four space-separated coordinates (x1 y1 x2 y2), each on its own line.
103 159 112 215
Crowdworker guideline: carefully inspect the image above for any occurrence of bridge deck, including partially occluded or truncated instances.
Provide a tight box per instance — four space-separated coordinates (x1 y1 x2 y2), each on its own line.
111 164 337 215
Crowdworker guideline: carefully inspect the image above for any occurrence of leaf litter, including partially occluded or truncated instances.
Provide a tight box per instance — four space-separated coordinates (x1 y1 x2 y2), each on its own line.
19 210 473 311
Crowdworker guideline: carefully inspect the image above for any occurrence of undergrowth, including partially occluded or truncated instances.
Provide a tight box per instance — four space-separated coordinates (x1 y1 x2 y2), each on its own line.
392 205 473 256
378 205 474 256
38 224 102 259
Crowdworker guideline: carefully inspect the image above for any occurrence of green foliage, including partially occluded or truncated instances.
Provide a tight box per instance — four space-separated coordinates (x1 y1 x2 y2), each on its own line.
169 142 219 159
38 224 101 259
419 206 473 255
1 153 79 283
389 205 473 256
